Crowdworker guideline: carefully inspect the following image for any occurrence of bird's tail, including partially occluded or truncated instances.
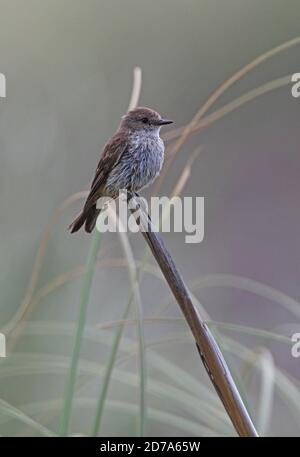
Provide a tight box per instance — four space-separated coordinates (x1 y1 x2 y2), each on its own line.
84 206 100 233
68 205 100 233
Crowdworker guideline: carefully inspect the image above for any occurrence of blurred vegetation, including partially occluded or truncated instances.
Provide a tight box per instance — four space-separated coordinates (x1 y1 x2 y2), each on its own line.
1 0 300 436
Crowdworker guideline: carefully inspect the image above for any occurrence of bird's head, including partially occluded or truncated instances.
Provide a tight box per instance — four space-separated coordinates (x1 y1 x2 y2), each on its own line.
120 107 173 134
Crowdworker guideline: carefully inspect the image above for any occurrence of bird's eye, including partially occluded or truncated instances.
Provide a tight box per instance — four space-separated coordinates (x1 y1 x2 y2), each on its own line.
141 117 148 124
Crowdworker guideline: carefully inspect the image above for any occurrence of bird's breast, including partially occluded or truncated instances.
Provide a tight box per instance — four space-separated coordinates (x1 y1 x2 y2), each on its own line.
106 134 164 193
128 134 164 190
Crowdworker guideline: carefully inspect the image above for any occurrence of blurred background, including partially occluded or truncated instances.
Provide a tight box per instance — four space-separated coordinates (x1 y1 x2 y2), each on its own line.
0 0 300 436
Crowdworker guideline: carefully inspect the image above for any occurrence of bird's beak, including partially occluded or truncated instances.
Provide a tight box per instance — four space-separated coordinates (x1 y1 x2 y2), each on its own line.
155 118 174 126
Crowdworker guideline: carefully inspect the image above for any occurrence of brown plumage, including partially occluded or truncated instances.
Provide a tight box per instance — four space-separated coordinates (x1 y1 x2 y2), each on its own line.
69 133 128 233
69 107 173 233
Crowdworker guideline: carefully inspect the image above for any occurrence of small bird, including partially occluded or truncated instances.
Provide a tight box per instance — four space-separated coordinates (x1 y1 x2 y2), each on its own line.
69 107 173 233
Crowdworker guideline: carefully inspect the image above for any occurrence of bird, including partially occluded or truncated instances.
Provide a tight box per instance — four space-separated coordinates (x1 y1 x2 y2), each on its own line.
69 107 173 233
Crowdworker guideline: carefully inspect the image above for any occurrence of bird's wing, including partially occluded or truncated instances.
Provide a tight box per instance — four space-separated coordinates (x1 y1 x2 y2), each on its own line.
83 132 128 210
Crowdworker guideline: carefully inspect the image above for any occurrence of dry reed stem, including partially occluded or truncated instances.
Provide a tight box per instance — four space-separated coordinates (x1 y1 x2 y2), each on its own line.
128 194 258 437
156 37 300 192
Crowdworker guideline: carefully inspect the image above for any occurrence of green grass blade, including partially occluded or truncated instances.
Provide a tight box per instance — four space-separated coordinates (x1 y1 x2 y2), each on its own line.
91 293 132 436
0 399 56 436
59 231 101 436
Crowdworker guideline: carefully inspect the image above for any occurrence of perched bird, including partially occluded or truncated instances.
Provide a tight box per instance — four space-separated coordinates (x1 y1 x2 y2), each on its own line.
69 107 173 233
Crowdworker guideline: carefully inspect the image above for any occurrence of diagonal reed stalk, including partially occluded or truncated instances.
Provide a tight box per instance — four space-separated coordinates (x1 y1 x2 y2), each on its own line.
128 193 258 437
